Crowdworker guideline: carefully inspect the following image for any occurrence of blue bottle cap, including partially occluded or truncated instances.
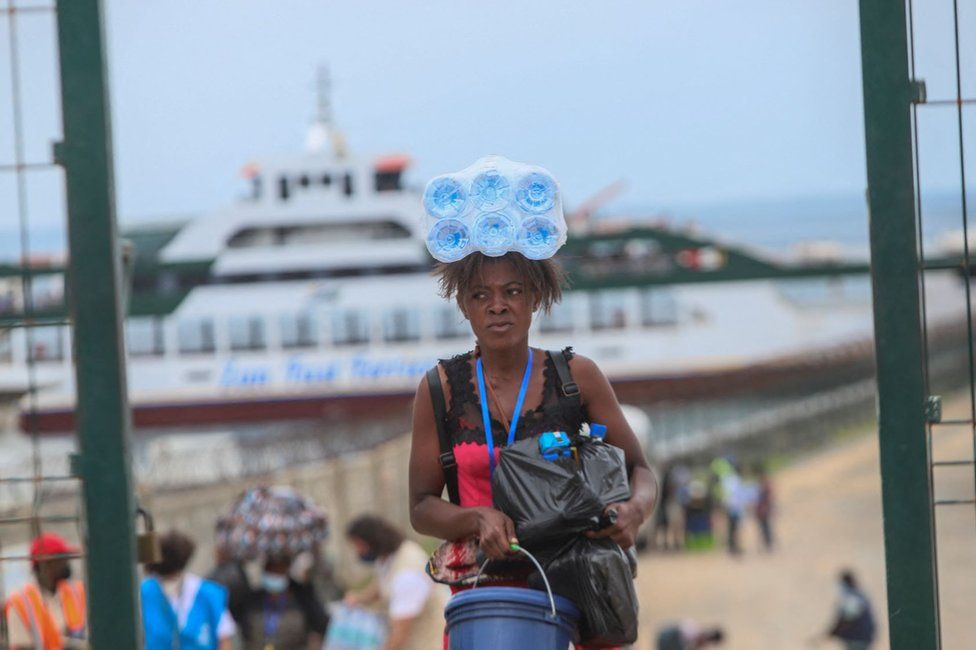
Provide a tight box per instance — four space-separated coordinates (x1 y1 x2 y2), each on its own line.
515 172 557 214
517 216 561 260
473 212 517 257
470 170 511 211
424 176 467 219
590 423 607 440
426 219 470 262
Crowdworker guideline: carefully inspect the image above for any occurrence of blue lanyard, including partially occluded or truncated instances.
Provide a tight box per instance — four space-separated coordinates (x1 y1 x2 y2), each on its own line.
476 348 533 477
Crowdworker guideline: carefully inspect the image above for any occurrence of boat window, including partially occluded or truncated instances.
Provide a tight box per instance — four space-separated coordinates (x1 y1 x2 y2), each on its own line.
29 274 64 311
278 176 290 201
383 308 421 343
0 282 19 314
538 301 574 334
228 316 266 352
375 170 403 193
640 289 679 326
280 312 318 349
320 174 332 187
227 221 411 248
126 317 165 356
434 306 470 340
28 325 63 362
332 310 369 346
343 173 354 197
177 318 216 354
0 330 12 363
589 291 629 331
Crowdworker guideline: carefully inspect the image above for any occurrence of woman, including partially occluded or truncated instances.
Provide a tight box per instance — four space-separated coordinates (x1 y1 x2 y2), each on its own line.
344 515 448 650
239 555 329 650
141 530 236 650
408 250 657 569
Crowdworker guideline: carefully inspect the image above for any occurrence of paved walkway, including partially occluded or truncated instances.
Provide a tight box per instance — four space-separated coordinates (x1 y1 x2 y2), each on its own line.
636 410 976 649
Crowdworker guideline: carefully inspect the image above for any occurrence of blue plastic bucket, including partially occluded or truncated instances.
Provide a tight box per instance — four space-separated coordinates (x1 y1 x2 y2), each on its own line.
445 586 580 650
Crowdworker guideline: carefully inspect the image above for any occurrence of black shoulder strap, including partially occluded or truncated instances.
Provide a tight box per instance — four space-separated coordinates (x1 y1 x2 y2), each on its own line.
426 366 460 505
547 348 581 399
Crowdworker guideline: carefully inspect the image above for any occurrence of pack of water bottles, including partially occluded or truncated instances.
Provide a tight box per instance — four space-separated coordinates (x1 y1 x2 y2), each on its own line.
423 155 568 262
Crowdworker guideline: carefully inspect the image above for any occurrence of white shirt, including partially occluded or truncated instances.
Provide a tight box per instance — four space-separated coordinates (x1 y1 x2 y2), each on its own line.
161 572 237 639
376 556 433 620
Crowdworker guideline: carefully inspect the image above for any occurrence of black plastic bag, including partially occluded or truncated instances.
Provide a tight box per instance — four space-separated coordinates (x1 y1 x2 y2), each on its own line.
491 435 630 551
529 536 639 647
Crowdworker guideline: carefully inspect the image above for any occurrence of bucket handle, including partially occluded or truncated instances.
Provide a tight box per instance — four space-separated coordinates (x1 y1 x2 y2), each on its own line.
473 544 558 619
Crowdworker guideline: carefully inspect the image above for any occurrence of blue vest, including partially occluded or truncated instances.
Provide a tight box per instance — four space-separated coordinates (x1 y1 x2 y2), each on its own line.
141 577 228 650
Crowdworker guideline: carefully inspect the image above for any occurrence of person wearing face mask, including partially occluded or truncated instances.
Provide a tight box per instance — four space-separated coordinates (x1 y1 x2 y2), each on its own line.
3 532 87 649
343 515 448 650
141 530 237 650
240 555 329 650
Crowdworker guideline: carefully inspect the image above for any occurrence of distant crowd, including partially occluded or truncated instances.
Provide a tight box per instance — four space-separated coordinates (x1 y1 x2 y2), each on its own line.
650 457 776 556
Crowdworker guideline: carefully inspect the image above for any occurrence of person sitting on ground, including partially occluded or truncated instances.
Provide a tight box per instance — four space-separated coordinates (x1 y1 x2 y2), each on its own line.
3 532 87 649
656 620 725 649
344 514 448 650
811 569 876 650
141 529 236 650
239 554 329 650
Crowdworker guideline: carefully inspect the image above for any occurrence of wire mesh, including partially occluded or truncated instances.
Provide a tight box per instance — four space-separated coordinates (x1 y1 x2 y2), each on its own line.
908 0 976 646
0 1 85 647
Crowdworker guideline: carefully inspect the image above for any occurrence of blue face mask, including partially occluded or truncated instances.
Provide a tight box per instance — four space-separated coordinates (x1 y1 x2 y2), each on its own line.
262 573 289 594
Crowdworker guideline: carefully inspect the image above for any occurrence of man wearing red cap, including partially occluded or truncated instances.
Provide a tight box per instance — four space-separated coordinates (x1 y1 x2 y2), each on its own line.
3 532 87 649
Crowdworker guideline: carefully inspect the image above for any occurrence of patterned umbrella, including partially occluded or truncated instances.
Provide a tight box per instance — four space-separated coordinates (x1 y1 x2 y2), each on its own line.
216 486 328 560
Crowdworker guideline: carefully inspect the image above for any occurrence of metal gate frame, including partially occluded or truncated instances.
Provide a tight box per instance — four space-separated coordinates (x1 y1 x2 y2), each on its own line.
55 0 141 646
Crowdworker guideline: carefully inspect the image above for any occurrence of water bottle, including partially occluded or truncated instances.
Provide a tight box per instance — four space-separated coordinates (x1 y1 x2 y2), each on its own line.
426 218 470 262
515 171 557 213
538 431 573 461
473 212 516 257
470 169 511 211
517 216 561 260
423 176 467 219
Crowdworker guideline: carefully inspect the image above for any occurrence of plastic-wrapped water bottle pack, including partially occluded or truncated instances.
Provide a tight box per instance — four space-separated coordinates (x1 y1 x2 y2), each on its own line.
423 155 567 263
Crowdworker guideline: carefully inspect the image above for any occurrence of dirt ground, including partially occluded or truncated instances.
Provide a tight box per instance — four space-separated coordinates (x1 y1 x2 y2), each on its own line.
635 409 976 649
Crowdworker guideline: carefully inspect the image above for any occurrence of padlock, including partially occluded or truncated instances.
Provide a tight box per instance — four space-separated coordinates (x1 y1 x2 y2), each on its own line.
136 506 161 565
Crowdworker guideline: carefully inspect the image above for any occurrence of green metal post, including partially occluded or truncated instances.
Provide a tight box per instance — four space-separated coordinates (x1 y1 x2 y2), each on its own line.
55 0 140 647
858 1 940 648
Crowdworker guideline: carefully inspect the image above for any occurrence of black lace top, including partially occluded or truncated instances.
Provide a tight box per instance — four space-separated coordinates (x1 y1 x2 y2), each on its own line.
440 347 589 508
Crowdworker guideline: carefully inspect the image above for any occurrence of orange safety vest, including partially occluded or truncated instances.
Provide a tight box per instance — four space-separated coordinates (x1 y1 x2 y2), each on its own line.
3 580 86 650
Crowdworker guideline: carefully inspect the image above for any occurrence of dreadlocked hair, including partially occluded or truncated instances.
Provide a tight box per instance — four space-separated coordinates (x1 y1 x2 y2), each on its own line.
433 252 566 314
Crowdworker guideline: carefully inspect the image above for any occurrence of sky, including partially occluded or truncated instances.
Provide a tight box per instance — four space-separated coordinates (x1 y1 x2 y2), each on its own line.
0 0 973 236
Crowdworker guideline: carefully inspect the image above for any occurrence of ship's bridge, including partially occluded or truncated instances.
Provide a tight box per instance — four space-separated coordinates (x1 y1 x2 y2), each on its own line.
159 146 428 279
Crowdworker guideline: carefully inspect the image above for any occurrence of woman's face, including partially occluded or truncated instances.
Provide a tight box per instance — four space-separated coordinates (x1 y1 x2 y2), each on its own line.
459 258 536 348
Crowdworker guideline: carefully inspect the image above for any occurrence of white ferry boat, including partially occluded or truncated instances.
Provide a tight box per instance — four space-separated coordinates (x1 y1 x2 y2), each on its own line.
0 115 970 434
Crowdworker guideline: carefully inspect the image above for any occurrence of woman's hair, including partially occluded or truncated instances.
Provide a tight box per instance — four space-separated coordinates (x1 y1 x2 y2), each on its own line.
433 252 566 313
346 515 404 557
147 529 196 577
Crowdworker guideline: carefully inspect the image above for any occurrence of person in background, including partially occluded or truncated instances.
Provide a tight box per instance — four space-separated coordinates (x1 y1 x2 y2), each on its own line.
239 554 329 650
3 532 86 649
141 529 236 650
343 515 448 650
206 540 251 629
754 464 775 552
682 478 713 551
651 463 676 551
811 570 876 649
656 620 725 649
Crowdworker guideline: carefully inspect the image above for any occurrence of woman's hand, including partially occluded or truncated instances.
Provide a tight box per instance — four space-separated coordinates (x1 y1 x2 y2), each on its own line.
585 501 644 549
474 507 519 559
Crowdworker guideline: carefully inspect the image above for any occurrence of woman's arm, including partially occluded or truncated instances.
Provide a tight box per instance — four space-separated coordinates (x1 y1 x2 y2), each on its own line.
408 372 518 558
571 354 658 549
